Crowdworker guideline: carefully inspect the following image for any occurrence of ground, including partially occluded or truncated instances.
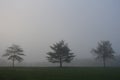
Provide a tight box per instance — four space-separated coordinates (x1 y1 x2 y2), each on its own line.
0 67 120 80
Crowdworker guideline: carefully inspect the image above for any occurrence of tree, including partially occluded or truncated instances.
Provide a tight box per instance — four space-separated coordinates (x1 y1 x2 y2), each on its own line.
91 40 115 68
46 40 75 68
3 44 25 68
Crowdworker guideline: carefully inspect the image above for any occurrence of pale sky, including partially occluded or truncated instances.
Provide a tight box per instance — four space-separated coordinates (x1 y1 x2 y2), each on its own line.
0 0 120 63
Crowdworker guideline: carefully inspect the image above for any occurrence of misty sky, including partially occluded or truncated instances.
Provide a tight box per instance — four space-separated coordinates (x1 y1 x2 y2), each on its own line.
0 0 120 63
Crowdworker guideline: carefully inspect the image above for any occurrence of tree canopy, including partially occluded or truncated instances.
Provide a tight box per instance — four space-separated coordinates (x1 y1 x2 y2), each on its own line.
47 40 75 67
91 40 115 67
3 44 25 67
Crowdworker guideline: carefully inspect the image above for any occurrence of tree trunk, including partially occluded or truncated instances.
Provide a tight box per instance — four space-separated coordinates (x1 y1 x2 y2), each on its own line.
60 60 62 68
103 57 106 68
60 57 62 68
13 58 15 68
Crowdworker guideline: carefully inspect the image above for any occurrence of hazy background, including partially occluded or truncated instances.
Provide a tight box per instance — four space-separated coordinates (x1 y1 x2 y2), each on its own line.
0 0 120 66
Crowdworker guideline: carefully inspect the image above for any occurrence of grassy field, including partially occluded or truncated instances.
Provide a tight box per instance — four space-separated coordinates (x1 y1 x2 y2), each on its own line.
0 67 120 80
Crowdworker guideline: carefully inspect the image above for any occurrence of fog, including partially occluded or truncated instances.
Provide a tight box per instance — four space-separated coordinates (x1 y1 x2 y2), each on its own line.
0 0 120 66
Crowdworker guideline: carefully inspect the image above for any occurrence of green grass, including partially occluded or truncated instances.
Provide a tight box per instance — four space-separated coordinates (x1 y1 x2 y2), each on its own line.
0 67 120 80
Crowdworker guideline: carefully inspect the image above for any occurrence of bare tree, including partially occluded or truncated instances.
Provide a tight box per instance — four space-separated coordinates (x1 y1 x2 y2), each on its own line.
3 44 25 68
46 40 75 68
91 40 115 68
